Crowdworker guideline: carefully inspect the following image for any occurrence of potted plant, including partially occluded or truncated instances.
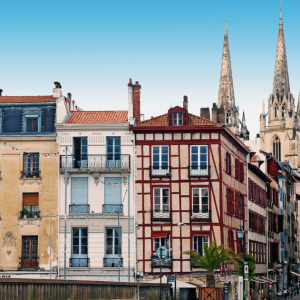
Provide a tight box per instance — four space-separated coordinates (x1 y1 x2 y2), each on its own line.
22 208 29 218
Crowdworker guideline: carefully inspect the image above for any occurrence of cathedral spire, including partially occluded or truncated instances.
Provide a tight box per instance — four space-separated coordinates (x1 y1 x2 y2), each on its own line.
273 4 290 97
217 18 235 108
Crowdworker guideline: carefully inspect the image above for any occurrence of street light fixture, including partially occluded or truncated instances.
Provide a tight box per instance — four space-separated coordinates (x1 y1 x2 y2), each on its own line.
237 221 246 299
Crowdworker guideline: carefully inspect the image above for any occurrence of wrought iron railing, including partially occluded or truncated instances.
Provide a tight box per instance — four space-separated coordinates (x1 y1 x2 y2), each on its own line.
151 210 172 221
151 255 172 267
149 166 172 177
188 166 210 177
103 258 123 267
60 154 130 170
20 171 41 178
190 210 211 221
20 211 40 219
69 258 90 267
102 204 123 214
69 204 90 213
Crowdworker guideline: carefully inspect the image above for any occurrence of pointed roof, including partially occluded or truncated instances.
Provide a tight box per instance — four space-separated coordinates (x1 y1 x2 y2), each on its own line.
217 19 235 108
273 7 290 95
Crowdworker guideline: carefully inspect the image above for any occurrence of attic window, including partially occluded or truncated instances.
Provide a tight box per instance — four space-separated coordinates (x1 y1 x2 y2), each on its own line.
173 112 182 126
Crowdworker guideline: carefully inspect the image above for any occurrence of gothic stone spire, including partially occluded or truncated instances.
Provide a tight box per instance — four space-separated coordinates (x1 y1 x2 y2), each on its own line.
217 19 235 108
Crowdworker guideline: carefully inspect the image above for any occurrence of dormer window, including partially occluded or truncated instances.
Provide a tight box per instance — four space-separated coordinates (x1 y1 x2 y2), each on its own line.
173 112 182 126
26 118 38 132
22 108 42 133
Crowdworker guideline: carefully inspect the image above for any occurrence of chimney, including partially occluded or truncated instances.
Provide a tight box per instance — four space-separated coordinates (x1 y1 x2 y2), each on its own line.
212 103 217 122
133 81 141 123
183 95 188 111
200 108 210 120
128 79 134 124
53 81 62 98
217 106 225 124
67 93 72 111
0 89 3 96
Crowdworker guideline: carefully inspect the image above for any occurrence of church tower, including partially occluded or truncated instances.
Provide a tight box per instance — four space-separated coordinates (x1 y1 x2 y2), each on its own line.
217 19 244 136
260 7 299 170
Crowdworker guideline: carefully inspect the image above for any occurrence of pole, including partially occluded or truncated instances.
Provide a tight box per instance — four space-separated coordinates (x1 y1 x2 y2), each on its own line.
128 175 130 282
118 211 121 281
50 213 52 279
64 146 67 279
160 251 162 300
243 218 245 299
174 273 177 300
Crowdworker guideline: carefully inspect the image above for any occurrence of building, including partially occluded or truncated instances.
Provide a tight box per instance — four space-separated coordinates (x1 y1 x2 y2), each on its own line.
56 80 138 280
131 95 249 299
0 82 69 278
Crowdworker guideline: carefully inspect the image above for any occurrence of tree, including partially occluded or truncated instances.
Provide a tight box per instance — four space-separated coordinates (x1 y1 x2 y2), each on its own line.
236 253 256 282
183 241 238 287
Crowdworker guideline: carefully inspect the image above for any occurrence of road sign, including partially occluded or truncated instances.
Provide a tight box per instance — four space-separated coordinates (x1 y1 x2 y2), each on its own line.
168 275 175 282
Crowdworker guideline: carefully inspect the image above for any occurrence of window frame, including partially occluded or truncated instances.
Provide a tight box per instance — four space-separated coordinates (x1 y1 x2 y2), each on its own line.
173 112 183 126
190 145 208 175
192 187 209 217
153 235 170 256
193 235 209 256
152 145 169 175
71 227 88 258
105 227 121 257
225 152 231 175
22 108 42 133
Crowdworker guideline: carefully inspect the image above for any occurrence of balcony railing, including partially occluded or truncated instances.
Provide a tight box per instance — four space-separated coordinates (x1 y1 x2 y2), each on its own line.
151 255 172 267
20 211 40 219
20 171 41 178
190 210 211 222
60 155 130 171
188 166 210 177
149 166 172 177
69 204 90 213
151 210 172 221
103 258 123 267
102 204 123 214
69 258 90 267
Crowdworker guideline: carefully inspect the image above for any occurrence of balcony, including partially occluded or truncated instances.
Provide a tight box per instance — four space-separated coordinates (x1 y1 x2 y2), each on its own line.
69 258 90 267
69 204 90 214
268 231 274 239
102 204 123 214
191 257 204 268
20 171 41 179
188 166 210 178
151 255 172 267
103 258 123 267
149 166 172 178
60 155 130 173
190 210 211 222
20 211 40 219
151 210 172 221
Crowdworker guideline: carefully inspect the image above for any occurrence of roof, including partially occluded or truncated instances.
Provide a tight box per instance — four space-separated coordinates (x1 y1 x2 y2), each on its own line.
248 162 271 183
0 95 57 103
135 113 220 127
66 111 128 124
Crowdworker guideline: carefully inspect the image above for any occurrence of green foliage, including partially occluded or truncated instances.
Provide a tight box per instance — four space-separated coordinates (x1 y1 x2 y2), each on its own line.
22 207 29 214
183 241 238 274
236 253 256 282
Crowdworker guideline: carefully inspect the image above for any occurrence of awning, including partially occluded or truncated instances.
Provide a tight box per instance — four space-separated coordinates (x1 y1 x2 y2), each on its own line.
259 276 276 283
152 232 169 238
290 271 300 277
253 277 266 283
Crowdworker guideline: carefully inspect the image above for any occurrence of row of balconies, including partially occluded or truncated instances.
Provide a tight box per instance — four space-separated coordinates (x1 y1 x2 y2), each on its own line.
69 257 123 268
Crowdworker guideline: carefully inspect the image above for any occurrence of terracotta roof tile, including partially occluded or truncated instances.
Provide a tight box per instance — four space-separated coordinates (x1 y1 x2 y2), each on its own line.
135 112 220 127
66 111 128 124
0 95 57 103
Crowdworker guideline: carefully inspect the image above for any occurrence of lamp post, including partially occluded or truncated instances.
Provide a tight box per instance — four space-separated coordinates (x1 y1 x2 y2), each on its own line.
237 219 246 299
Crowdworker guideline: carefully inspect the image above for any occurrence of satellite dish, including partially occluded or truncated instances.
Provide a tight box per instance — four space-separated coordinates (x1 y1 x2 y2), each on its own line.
156 246 168 257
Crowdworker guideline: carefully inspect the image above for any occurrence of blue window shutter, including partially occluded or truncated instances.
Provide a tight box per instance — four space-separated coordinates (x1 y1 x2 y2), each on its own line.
71 178 88 204
104 177 121 204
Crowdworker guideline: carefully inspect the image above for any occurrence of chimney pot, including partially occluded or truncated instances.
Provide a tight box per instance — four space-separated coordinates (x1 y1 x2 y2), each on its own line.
0 89 3 96
183 95 188 111
128 78 133 86
67 93 72 111
54 81 62 89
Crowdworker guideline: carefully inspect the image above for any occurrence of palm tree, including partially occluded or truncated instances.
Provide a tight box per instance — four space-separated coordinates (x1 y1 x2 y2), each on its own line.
184 241 237 287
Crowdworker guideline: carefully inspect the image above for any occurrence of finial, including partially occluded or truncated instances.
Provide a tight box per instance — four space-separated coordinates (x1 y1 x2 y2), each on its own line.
280 0 282 21
225 13 228 36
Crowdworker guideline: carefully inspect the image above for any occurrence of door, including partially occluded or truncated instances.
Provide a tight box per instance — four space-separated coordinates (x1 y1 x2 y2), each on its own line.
71 178 88 213
73 137 88 168
106 137 121 168
22 236 38 268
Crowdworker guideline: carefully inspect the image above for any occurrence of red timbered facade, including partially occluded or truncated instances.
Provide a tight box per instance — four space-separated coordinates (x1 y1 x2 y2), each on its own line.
131 104 249 284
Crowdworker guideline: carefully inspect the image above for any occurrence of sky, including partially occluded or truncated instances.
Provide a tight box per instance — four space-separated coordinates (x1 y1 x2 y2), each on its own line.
0 0 300 138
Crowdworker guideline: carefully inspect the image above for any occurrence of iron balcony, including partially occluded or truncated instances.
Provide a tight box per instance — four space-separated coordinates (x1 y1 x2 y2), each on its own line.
103 258 123 267
151 255 172 267
188 166 210 178
20 211 40 219
59 154 130 173
149 166 172 178
190 210 211 222
69 258 90 267
151 210 172 221
102 204 123 214
69 204 90 214
20 171 41 179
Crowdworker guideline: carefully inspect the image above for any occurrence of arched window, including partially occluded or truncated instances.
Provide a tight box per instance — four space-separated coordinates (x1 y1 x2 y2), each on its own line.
273 136 281 161
275 106 279 118
226 111 232 124
282 105 287 118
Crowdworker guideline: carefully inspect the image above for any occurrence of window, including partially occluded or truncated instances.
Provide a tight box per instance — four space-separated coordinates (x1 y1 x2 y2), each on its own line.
273 136 281 161
152 146 169 176
238 195 244 219
226 111 232 124
73 137 88 168
193 236 209 256
275 106 279 118
190 145 208 175
225 152 231 174
270 242 279 263
23 153 39 178
235 159 240 180
26 118 38 132
21 236 38 268
106 137 121 167
22 193 39 218
153 235 170 255
192 188 209 218
173 112 182 126
23 108 42 133
105 228 121 256
71 227 88 267
153 188 170 218
71 178 89 213
282 105 287 118
239 162 244 182
227 188 234 215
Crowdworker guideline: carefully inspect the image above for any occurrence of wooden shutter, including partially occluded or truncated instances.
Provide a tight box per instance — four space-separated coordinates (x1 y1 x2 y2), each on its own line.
278 215 284 232
72 177 88 205
248 179 252 200
183 112 188 126
239 162 244 182
227 188 231 215
23 193 39 205
235 192 239 217
235 158 240 179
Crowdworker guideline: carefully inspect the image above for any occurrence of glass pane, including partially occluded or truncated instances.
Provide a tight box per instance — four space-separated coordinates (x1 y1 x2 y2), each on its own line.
201 189 208 197
81 246 87 254
73 246 79 254
73 228 79 236
73 238 79 246
81 228 87 236
33 119 38 132
200 146 207 154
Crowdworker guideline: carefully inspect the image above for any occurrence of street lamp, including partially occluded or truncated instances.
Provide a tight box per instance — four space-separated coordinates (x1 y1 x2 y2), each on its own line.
237 220 246 299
